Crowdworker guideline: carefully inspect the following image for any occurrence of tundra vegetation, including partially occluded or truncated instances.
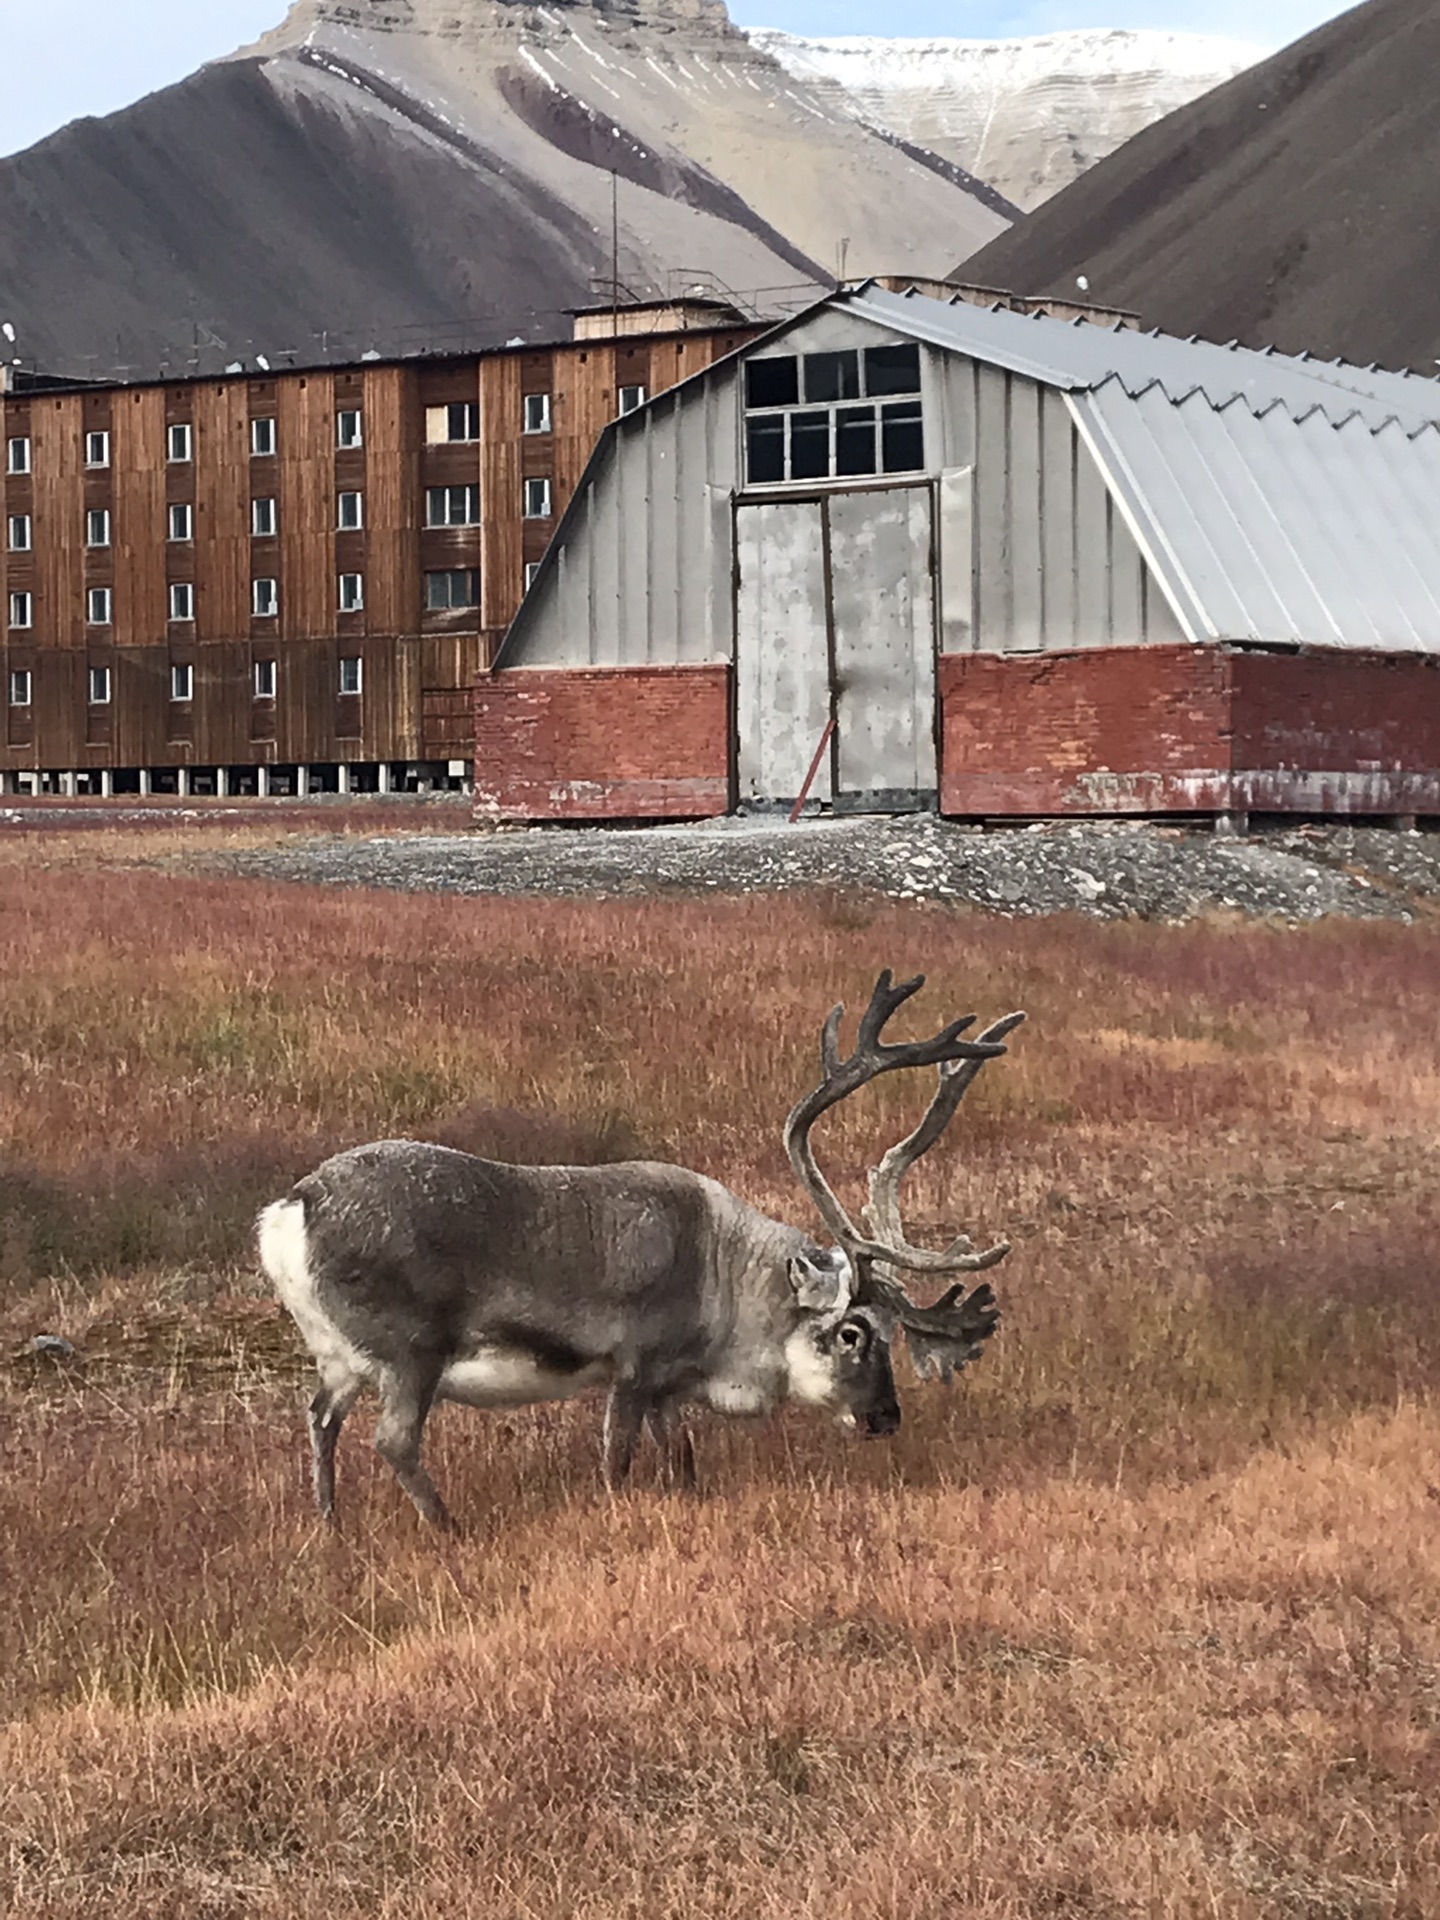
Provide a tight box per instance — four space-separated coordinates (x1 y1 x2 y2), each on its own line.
0 822 1437 1918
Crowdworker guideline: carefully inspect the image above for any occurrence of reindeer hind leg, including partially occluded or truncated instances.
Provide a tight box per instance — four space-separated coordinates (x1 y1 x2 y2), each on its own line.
374 1364 452 1529
308 1363 363 1523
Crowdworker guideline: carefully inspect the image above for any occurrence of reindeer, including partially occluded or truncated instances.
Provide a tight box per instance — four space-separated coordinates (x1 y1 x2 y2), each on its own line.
258 971 1024 1527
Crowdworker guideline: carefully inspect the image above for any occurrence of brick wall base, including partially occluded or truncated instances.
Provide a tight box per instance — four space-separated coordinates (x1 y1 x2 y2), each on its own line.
941 646 1440 817
474 664 731 821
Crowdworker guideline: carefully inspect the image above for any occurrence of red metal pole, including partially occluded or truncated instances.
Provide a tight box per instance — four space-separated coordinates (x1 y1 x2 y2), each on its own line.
788 714 836 824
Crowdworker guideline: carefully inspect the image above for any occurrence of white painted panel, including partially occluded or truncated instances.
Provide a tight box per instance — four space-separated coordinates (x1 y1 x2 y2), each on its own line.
735 501 830 805
829 487 936 801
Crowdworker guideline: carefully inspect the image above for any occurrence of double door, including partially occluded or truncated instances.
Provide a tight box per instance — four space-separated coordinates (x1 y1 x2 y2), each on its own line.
735 486 937 812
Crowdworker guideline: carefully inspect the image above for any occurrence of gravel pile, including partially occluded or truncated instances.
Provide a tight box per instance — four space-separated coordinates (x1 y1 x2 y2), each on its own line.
203 813 1440 923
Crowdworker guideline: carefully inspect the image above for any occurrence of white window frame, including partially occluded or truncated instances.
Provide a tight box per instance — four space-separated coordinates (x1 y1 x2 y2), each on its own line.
8 668 32 708
336 408 363 450
169 581 195 623
87 586 113 626
253 658 277 700
425 401 480 444
618 384 647 416
523 392 552 434
167 422 193 463
168 502 193 543
7 436 31 476
170 662 194 703
337 490 363 530
251 496 278 538
7 513 31 553
522 477 552 520
8 590 33 630
252 576 278 618
87 665 112 705
338 572 364 613
84 429 111 469
250 417 277 457
426 484 480 527
338 655 363 696
86 508 111 549
524 561 542 592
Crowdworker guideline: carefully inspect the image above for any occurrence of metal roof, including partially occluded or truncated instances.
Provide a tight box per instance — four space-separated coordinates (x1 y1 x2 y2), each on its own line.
845 284 1440 431
844 284 1440 652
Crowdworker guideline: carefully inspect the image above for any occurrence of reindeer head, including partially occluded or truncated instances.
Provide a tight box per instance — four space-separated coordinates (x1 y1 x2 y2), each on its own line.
784 970 1025 1389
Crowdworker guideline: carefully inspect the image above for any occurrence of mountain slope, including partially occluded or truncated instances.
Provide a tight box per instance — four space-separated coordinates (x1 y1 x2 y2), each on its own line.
748 28 1263 211
955 0 1440 370
0 0 1013 380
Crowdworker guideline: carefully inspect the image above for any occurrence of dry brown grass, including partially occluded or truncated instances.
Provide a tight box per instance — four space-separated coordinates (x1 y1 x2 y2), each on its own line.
1 838 1437 1916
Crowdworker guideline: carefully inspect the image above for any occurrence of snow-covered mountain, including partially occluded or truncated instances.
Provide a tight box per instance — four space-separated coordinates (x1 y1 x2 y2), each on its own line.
748 28 1267 210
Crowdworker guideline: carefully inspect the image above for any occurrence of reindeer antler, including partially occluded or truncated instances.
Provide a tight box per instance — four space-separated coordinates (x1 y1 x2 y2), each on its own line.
783 973 1024 1378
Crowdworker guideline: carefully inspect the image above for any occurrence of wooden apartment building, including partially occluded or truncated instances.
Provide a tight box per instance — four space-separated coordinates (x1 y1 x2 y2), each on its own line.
0 300 757 794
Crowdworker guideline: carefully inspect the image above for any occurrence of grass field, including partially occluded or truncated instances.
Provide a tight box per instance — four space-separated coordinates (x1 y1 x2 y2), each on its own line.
1 831 1437 1916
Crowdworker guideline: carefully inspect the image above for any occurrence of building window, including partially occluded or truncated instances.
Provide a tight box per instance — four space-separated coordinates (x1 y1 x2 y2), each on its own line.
7 436 31 475
251 417 277 457
337 408 363 449
618 384 647 416
87 586 112 626
523 477 552 519
171 662 194 702
523 392 552 434
426 484 480 526
743 343 924 485
425 401 480 443
86 508 111 548
169 581 195 623
253 658 277 699
168 422 193 463
524 561 542 592
253 577 278 617
9 669 31 707
168 502 193 543
338 655 363 696
251 496 278 538
425 568 480 611
7 513 31 552
338 490 363 530
84 429 111 468
88 665 111 705
9 591 33 629
339 572 364 612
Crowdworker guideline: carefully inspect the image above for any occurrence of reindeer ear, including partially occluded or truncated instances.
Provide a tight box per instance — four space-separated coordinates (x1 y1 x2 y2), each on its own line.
788 1250 851 1314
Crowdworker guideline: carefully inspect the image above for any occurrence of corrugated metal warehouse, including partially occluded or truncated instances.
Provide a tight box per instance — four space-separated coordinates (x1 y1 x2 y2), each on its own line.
476 284 1440 824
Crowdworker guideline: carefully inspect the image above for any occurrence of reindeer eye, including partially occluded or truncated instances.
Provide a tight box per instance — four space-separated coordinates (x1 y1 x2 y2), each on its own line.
837 1321 866 1352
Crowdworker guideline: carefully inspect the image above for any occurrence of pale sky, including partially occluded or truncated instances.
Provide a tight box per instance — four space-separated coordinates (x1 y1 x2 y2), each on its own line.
0 0 1354 161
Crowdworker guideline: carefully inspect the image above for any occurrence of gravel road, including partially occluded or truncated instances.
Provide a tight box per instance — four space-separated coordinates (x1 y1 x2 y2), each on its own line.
201 812 1440 923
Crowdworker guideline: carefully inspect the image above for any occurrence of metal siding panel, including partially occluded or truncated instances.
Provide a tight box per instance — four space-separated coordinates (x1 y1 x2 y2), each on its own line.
938 466 974 653
973 365 1012 651
1007 376 1045 652
647 409 680 665
735 500 830 804
830 487 936 798
1073 430 1113 645
1041 389 1078 649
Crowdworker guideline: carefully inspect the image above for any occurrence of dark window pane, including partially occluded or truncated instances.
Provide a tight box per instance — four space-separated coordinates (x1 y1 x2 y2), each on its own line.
456 570 479 608
835 405 877 476
881 400 925 473
745 357 799 409
865 344 922 396
746 415 785 484
426 572 449 610
790 410 830 480
804 350 860 403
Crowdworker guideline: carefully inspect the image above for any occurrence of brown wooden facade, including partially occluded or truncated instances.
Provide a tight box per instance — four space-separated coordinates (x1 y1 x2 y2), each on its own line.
0 313 756 792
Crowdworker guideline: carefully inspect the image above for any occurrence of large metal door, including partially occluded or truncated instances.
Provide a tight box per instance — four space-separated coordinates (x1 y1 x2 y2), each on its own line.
734 487 936 811
735 500 831 807
829 488 936 809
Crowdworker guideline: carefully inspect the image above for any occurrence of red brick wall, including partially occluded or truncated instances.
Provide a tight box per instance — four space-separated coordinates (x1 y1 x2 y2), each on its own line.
941 646 1440 817
473 664 731 821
